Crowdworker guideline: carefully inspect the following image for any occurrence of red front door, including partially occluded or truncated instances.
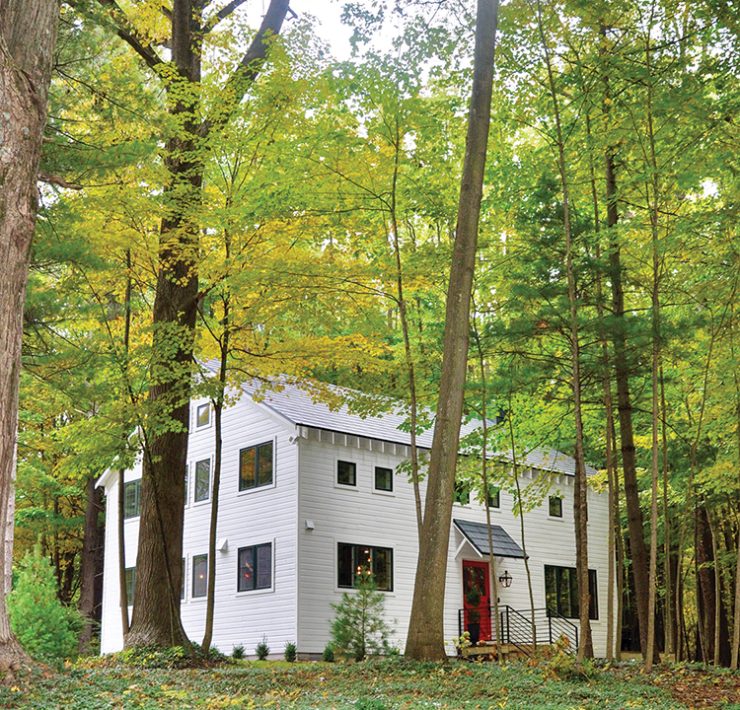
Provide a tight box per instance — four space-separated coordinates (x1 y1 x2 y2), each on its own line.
463 560 491 641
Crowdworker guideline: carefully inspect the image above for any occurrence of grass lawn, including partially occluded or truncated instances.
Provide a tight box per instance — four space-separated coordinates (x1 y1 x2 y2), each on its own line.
7 658 740 709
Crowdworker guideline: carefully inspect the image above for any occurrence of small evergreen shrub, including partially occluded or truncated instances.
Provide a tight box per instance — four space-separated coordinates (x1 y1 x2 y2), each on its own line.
284 642 297 662
8 544 83 665
232 644 245 659
255 637 270 660
322 644 335 662
330 568 391 661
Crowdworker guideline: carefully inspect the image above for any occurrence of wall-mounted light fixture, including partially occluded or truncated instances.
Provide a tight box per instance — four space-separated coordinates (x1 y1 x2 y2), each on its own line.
498 570 512 588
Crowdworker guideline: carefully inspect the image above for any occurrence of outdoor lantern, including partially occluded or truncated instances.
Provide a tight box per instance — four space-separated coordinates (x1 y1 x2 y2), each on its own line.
498 570 512 588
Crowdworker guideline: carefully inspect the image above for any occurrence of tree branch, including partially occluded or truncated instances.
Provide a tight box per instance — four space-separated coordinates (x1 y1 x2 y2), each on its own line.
92 0 166 73
202 0 249 34
38 172 83 190
200 0 291 137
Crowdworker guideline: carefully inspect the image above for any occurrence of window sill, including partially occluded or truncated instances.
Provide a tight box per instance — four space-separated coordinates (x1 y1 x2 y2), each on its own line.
235 587 275 598
334 482 359 491
336 586 395 597
547 515 565 522
237 482 276 496
371 488 395 497
191 498 211 507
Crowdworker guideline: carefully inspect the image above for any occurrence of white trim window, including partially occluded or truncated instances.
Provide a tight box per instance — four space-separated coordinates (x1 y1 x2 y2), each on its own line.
194 402 211 429
194 458 211 502
192 553 208 598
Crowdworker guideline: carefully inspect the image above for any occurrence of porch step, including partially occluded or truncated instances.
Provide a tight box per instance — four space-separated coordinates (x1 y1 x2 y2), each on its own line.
461 642 543 659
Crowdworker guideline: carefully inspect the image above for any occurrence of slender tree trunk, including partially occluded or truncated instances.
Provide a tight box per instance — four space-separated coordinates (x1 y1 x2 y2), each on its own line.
645 34 662 670
660 366 674 657
117 251 132 636
389 118 422 538
405 0 498 661
508 402 536 640
79 475 105 651
0 0 59 669
471 320 501 652
202 287 230 650
732 512 740 669
537 0 592 660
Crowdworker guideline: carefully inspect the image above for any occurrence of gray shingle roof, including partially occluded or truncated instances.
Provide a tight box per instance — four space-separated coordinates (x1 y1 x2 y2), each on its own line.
218 371 596 477
453 519 526 559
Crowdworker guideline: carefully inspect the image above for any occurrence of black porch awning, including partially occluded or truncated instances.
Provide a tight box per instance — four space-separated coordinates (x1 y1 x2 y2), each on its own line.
453 518 526 559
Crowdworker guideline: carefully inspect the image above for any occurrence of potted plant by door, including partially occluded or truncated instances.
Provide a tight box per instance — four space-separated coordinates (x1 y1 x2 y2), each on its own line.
466 585 482 646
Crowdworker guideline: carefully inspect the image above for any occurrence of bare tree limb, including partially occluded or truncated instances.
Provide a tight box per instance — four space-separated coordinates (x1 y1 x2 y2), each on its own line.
38 172 83 190
200 0 291 137
201 0 249 34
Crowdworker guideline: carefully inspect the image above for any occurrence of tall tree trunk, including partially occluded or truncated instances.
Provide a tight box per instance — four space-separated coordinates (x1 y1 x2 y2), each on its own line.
125 0 291 648
600 26 651 657
0 0 59 669
538 0 592 660
731 320 740 669
79 475 105 651
645 32 662 670
405 0 498 661
586 108 618 661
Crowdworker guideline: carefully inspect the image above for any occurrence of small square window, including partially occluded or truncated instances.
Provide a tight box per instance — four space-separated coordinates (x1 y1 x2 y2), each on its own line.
374 466 393 492
194 459 210 502
487 486 500 508
195 403 211 428
337 460 356 486
192 554 208 598
454 480 470 505
549 495 563 518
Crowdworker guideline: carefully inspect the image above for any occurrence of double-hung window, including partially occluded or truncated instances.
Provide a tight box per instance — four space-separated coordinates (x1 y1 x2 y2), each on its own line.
453 480 470 505
544 565 598 619
337 543 393 592
123 480 141 519
192 554 208 598
239 441 274 491
237 543 273 592
194 458 211 502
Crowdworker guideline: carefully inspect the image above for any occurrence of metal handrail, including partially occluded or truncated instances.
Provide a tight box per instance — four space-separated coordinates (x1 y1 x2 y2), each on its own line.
456 604 580 656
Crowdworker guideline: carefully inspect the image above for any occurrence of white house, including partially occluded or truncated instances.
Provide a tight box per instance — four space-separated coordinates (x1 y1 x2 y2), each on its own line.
98 378 614 658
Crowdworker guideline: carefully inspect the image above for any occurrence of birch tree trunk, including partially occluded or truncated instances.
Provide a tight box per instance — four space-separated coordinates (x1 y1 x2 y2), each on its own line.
0 0 59 669
404 0 498 661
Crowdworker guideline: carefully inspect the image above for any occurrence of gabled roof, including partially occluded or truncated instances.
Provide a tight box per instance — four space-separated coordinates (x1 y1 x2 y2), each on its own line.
453 519 526 559
202 364 596 477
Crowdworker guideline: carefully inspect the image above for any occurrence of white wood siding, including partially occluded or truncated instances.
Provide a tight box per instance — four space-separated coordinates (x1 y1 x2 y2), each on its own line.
297 432 613 657
100 395 299 656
